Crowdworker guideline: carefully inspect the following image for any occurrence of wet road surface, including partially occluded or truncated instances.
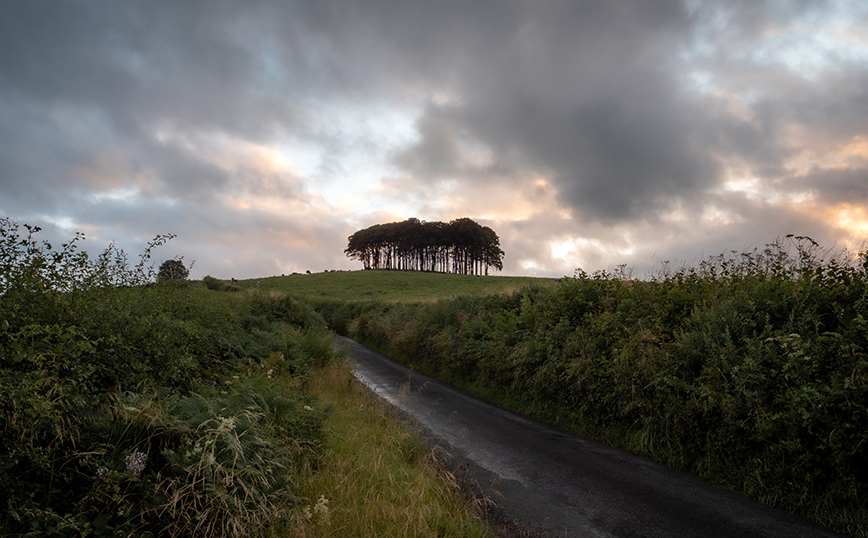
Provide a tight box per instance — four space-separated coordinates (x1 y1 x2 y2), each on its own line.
334 335 847 538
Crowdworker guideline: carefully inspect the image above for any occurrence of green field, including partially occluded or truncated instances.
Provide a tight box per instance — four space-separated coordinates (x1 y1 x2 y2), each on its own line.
235 270 558 302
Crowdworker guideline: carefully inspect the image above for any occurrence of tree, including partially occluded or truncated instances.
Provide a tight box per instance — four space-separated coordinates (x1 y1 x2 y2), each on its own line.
345 217 504 274
157 258 189 281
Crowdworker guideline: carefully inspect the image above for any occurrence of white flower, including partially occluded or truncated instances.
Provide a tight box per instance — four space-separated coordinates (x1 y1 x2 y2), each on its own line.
313 495 330 523
216 416 237 433
125 451 148 477
301 495 330 525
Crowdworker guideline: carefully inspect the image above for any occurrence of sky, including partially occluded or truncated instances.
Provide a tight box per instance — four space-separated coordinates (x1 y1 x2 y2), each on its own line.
1 0 867 279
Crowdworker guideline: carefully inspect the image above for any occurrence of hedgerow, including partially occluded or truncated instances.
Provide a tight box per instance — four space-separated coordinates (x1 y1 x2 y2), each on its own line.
0 218 333 537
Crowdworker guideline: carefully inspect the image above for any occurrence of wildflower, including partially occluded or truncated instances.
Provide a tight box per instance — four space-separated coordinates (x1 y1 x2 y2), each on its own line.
304 405 313 412
184 441 204 459
95 467 110 480
216 416 237 434
125 451 148 478
313 495 330 524
302 495 330 524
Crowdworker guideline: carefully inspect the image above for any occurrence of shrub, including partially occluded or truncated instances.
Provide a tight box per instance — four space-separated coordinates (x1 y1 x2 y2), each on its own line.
0 219 333 536
158 258 190 281
204 275 241 292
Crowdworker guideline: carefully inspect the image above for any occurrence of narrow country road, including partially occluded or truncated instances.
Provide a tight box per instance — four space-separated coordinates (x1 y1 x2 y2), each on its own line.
334 335 848 538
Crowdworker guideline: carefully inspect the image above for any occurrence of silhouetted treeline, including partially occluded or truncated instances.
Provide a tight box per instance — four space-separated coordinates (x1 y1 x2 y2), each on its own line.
345 217 505 275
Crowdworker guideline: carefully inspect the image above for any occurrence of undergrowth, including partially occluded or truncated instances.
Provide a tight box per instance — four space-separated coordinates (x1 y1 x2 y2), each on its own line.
326 236 868 537
0 218 333 537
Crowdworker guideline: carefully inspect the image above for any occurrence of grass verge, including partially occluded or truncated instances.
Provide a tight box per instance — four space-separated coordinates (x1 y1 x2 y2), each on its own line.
285 359 495 538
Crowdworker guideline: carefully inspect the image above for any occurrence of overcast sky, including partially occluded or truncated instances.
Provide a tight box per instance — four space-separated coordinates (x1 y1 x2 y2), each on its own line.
2 0 867 279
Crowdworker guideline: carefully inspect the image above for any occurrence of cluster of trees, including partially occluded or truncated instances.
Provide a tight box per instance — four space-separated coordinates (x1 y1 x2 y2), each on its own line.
345 217 505 275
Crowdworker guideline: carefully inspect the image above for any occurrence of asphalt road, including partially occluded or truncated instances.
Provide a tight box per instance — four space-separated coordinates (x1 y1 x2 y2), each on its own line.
334 335 849 538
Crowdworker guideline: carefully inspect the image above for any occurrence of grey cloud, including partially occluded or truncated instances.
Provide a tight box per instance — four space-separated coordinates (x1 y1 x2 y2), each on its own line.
493 189 849 278
2 0 865 279
394 115 463 179
49 192 357 279
0 2 305 138
792 167 868 205
382 0 726 222
386 0 868 226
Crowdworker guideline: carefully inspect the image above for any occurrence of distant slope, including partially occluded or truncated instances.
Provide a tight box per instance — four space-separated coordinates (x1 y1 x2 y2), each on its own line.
236 270 557 302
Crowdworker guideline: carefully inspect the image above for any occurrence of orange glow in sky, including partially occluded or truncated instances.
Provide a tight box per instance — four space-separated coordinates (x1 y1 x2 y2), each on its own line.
832 204 868 237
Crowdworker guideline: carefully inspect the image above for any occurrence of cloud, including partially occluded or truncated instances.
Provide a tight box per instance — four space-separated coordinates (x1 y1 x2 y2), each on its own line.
1 0 866 279
382 0 729 225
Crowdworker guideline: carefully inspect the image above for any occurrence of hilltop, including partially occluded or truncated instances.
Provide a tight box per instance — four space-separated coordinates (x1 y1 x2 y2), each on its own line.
233 270 558 303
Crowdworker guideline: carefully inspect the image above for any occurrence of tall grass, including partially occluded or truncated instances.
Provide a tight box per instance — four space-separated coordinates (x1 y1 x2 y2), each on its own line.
323 236 868 537
285 360 495 537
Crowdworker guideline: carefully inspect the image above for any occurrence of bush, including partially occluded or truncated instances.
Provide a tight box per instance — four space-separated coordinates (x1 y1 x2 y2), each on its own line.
158 258 189 281
203 275 241 292
0 219 334 537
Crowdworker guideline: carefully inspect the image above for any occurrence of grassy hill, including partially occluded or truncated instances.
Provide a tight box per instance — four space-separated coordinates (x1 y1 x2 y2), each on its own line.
234 270 558 302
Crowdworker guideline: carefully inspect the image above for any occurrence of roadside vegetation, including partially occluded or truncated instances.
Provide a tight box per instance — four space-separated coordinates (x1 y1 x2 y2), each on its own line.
287 359 493 537
303 237 868 537
0 218 491 537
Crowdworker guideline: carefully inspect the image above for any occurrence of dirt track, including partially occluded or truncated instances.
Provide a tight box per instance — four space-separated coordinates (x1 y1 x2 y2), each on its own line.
334 335 847 538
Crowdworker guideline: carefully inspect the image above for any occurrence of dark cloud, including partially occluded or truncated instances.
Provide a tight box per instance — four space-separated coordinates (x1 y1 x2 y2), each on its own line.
383 0 724 222
792 167 868 205
386 0 867 228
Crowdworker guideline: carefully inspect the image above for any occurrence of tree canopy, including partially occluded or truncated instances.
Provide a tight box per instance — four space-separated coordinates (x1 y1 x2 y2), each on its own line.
345 217 504 275
158 259 189 281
